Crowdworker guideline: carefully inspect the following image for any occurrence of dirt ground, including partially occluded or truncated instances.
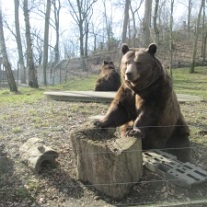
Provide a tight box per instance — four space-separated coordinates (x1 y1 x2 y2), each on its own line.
0 96 207 207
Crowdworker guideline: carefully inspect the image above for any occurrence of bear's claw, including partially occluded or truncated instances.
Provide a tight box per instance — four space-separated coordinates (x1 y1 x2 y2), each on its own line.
126 128 143 138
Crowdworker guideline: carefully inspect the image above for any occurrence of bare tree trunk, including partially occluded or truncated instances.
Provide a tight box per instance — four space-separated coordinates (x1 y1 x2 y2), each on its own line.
202 35 207 63
43 0 51 86
130 4 136 47
187 0 192 38
68 0 84 56
153 0 159 44
190 0 205 73
201 0 206 62
102 0 111 51
52 0 61 63
14 0 26 84
68 0 97 71
23 0 38 88
130 1 143 47
84 22 89 57
142 0 152 47
169 0 174 77
122 0 130 43
0 4 18 92
79 20 84 57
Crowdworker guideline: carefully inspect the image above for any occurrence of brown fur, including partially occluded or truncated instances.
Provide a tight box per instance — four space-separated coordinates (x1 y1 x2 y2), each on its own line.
94 44 191 162
94 61 121 91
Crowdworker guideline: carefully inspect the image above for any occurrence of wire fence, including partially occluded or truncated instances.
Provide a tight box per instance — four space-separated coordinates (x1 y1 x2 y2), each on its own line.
0 122 207 206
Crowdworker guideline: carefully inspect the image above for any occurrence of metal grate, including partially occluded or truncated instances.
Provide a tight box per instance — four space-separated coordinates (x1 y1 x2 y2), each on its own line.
143 149 207 187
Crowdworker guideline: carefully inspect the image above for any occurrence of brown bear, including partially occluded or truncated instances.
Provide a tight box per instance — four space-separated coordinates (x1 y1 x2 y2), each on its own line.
94 43 191 162
94 61 121 91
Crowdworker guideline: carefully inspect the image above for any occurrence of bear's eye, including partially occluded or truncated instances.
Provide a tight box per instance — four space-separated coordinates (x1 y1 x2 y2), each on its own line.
137 62 142 66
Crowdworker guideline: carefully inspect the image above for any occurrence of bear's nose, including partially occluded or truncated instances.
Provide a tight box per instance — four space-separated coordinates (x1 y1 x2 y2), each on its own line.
126 72 133 80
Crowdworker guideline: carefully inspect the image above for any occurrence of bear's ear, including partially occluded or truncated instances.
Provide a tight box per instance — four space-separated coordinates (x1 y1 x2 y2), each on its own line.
103 60 108 65
148 43 157 56
121 43 129 54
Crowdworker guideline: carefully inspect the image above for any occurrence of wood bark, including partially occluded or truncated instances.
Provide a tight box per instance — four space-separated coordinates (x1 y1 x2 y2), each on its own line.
122 0 130 43
14 0 26 84
190 0 205 73
102 0 112 51
201 0 206 62
187 0 192 38
52 0 61 63
70 122 143 199
130 1 143 47
0 5 18 92
169 0 174 77
23 0 39 88
43 0 51 86
84 22 89 57
142 0 152 47
19 137 58 172
153 0 159 44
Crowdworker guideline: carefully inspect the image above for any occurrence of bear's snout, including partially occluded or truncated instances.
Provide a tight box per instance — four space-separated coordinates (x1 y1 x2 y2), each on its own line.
125 71 133 80
125 68 138 82
124 62 138 82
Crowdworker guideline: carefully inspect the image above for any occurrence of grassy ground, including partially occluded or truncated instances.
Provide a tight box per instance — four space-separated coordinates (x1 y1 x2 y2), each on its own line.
171 67 207 100
0 67 207 207
0 67 206 102
50 67 207 100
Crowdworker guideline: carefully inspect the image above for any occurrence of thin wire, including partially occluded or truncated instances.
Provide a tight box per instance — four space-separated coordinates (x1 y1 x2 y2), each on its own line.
0 177 193 192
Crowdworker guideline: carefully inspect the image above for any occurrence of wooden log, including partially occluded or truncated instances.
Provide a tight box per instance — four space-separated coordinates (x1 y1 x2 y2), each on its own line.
19 137 58 172
70 122 143 199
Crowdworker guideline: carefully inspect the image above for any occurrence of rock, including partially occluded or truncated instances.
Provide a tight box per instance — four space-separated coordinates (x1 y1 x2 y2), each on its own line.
19 137 58 172
70 122 143 199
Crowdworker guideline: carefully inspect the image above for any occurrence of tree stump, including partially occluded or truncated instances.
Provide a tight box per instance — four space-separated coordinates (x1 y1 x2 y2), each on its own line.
19 137 58 172
70 122 143 199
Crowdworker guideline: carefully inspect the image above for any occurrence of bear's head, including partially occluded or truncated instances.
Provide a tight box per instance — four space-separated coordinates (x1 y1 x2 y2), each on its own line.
120 43 163 91
99 61 115 76
102 61 115 70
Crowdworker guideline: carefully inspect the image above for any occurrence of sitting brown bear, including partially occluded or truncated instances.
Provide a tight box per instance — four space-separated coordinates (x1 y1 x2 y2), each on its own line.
94 61 121 91
94 43 191 162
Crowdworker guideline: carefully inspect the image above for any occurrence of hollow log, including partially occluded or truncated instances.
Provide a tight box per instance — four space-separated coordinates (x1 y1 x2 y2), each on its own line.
70 122 143 199
19 137 58 172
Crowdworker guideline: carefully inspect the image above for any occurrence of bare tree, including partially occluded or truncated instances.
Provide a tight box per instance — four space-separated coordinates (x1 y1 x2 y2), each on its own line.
169 0 174 77
142 0 152 46
42 0 51 86
190 0 205 73
122 0 130 43
130 0 144 47
14 0 26 84
84 22 89 57
52 0 61 63
201 0 206 62
67 0 97 57
153 0 159 44
0 2 18 92
187 0 192 38
102 0 113 51
23 0 38 88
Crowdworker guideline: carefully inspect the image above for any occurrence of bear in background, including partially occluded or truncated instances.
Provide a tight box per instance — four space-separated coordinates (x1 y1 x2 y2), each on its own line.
94 61 121 91
94 43 191 162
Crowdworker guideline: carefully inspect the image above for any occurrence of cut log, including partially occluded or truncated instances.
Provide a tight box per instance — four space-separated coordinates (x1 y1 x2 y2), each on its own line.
19 137 58 172
70 122 143 199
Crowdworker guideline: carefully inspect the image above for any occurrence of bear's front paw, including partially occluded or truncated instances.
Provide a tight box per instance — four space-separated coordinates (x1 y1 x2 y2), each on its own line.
126 128 143 138
90 115 106 127
93 119 104 127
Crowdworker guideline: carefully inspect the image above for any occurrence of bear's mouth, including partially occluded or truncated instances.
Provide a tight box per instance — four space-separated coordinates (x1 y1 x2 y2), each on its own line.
125 78 139 86
125 73 139 83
